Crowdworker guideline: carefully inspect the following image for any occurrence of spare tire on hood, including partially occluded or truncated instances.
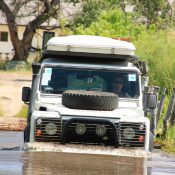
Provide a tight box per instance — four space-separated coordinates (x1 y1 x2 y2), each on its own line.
62 90 118 111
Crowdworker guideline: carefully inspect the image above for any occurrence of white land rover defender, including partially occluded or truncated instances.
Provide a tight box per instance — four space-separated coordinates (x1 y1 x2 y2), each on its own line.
22 35 158 151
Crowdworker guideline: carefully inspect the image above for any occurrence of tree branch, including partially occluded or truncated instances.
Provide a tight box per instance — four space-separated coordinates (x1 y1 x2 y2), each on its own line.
0 0 15 22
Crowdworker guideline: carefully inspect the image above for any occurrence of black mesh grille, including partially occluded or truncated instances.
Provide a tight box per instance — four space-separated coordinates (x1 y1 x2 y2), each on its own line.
35 118 61 142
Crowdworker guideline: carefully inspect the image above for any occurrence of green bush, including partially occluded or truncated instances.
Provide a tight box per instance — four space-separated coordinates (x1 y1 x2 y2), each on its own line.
73 8 150 39
0 61 7 70
135 31 175 93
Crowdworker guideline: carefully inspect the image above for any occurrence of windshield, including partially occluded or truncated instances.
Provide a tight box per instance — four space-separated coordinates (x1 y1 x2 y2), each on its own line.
40 67 140 98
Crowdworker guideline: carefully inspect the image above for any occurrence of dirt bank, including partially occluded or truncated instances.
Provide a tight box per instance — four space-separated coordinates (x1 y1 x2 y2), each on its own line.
0 71 32 131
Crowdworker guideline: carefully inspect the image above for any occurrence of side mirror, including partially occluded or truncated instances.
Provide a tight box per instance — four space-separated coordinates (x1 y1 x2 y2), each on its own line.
22 87 31 103
143 86 159 110
147 94 157 109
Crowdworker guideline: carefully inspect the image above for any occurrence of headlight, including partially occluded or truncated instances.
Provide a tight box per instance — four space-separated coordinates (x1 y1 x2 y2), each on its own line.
123 127 135 140
45 122 57 135
75 123 86 135
96 125 106 136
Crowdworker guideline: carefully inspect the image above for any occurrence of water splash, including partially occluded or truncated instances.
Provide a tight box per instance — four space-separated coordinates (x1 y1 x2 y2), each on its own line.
23 142 151 158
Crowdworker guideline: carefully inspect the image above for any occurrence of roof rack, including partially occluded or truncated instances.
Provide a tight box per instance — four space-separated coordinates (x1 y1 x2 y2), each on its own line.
41 50 138 62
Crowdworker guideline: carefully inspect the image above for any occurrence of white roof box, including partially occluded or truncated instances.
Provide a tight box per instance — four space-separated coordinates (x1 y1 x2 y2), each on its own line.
46 35 136 56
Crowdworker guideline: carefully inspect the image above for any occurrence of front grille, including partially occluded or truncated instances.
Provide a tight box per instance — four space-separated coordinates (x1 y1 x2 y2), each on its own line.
35 118 61 142
119 122 145 147
34 117 145 148
62 120 119 146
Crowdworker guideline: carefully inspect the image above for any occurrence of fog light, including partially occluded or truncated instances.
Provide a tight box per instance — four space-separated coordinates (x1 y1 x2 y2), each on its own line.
45 122 57 135
36 129 42 136
139 135 144 142
96 125 106 136
75 123 86 135
123 127 135 140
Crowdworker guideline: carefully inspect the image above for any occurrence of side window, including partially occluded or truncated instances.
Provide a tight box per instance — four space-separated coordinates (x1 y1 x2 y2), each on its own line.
0 31 8 42
41 68 52 92
110 72 139 98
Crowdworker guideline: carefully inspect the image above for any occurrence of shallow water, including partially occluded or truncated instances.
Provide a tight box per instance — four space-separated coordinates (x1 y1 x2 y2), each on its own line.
0 131 175 175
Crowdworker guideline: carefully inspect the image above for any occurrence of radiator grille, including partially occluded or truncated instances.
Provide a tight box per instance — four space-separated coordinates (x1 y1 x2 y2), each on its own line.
35 118 61 142
34 117 146 148
119 122 145 147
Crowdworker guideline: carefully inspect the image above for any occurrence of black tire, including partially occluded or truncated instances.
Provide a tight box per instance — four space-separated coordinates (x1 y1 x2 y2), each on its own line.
62 90 118 111
149 132 154 152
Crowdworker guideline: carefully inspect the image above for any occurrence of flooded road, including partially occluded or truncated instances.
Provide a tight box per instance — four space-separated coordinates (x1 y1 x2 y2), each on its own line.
0 131 175 175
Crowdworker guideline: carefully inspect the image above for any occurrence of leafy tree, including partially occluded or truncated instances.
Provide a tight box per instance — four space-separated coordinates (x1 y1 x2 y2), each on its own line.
69 0 117 28
73 8 149 39
129 0 170 25
0 0 60 61
69 0 172 30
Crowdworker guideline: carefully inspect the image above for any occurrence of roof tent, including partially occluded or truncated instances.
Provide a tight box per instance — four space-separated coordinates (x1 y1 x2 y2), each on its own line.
42 35 138 61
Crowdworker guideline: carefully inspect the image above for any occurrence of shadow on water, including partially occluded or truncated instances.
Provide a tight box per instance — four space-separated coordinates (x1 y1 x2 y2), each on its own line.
0 131 175 175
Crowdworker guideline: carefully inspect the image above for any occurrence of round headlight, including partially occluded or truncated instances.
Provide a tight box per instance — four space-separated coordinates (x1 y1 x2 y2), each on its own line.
96 125 106 136
45 122 57 135
123 127 135 140
75 123 86 135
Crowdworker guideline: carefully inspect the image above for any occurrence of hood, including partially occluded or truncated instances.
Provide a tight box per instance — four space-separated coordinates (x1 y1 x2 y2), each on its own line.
37 94 143 119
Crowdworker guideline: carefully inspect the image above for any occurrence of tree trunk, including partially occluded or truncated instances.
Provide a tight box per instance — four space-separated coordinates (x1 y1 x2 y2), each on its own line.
8 19 37 61
8 22 33 61
0 0 59 61
12 42 30 61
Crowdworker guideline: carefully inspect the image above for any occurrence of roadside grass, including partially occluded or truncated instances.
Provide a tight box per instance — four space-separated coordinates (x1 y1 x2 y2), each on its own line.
0 60 32 72
162 126 175 153
135 31 175 153
16 105 28 118
0 69 31 74
0 61 7 70
0 62 32 76
134 31 175 93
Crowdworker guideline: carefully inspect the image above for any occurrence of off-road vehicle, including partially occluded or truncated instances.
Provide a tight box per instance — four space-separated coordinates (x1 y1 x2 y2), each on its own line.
22 35 158 151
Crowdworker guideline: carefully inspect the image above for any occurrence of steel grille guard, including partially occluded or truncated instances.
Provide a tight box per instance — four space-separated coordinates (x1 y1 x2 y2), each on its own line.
60 118 119 148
